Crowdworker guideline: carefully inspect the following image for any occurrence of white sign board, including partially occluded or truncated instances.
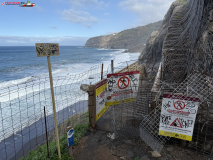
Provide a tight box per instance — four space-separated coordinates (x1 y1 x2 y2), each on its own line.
159 94 200 141
105 71 140 106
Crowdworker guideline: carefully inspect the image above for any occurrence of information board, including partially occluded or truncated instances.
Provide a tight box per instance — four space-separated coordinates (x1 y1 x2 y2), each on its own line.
96 79 109 121
35 43 60 57
105 71 140 106
159 94 200 141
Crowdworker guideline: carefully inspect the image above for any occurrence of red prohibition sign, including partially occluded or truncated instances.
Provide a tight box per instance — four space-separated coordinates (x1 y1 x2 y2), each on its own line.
174 101 185 110
117 76 130 89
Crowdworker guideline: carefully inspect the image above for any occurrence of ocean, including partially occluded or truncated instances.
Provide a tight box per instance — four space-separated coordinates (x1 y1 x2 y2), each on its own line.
0 46 140 142
0 46 139 85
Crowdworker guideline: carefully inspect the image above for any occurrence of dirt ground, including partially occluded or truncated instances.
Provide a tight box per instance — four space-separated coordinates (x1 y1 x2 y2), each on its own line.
72 116 209 160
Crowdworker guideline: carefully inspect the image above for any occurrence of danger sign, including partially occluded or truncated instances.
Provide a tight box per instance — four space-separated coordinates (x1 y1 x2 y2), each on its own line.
174 101 185 110
105 71 140 106
170 118 182 128
117 76 130 89
159 94 200 141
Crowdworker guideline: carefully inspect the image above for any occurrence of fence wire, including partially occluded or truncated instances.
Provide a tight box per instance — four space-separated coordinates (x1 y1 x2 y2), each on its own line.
0 64 104 160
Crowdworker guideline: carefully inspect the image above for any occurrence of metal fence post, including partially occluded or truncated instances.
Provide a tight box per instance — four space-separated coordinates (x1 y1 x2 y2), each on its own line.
44 106 50 158
111 60 116 139
111 60 114 73
101 63 103 80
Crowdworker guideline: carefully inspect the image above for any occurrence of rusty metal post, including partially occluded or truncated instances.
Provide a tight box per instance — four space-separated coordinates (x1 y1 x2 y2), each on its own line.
111 60 114 73
88 85 96 131
101 63 103 80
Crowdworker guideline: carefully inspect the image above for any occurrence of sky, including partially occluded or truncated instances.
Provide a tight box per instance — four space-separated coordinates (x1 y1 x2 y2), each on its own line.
0 0 174 46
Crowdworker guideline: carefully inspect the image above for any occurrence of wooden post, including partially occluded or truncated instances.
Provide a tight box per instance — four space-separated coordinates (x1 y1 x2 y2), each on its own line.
88 85 96 131
101 63 103 80
47 56 61 159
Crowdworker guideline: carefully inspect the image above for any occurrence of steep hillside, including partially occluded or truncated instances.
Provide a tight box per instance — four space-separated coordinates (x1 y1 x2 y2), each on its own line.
139 0 213 82
85 21 162 52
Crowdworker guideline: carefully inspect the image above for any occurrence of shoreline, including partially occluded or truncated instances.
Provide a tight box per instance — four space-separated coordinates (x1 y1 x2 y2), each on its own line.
0 100 88 160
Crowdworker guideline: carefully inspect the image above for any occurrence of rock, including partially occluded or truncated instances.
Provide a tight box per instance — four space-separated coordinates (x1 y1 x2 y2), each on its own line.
127 150 134 158
166 147 173 152
204 143 212 151
80 84 89 92
117 150 126 157
85 21 162 50
167 154 172 158
120 156 126 160
210 9 213 20
125 140 132 144
130 141 136 146
141 155 150 160
149 151 161 157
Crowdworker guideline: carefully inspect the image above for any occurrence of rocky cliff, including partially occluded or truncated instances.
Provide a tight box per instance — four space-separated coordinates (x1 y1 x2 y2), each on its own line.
85 21 162 52
139 0 213 82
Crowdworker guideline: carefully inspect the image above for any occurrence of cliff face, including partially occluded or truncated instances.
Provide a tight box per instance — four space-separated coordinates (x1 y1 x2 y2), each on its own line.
85 21 162 52
139 0 213 81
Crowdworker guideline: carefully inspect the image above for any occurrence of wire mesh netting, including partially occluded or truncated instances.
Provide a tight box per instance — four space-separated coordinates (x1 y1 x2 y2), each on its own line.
0 64 105 160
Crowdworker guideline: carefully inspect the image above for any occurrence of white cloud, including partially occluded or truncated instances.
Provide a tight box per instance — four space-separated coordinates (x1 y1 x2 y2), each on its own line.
119 0 174 26
50 25 57 29
0 36 90 46
61 9 98 27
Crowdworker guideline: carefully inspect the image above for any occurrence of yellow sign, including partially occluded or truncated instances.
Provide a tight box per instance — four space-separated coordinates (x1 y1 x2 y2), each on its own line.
96 79 109 121
105 97 136 106
96 83 107 96
159 130 192 141
35 43 60 57
96 105 109 121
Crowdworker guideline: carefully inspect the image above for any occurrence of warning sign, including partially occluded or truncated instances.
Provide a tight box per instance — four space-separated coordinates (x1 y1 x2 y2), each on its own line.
159 94 200 141
117 76 130 89
105 71 140 106
170 118 182 128
174 101 185 110
35 43 60 57
96 79 109 121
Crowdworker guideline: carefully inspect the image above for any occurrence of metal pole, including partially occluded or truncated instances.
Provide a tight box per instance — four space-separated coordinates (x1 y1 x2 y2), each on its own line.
111 60 114 73
44 106 50 158
111 60 116 139
101 63 103 80
47 56 61 159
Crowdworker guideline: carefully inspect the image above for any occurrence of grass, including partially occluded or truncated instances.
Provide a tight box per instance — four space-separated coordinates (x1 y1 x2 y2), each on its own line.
179 0 187 5
176 15 182 18
167 34 172 38
19 111 89 160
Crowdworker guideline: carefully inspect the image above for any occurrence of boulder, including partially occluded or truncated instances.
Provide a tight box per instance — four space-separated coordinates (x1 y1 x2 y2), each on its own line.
80 84 89 92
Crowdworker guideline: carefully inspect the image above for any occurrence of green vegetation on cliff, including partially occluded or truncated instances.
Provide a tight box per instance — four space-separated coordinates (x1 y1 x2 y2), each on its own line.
85 20 162 52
